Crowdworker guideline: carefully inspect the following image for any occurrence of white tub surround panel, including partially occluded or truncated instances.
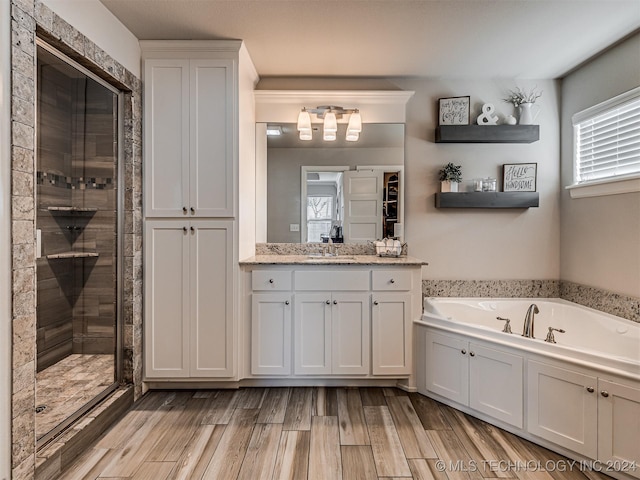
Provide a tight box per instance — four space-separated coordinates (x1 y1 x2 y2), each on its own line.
142 41 259 384
417 297 640 480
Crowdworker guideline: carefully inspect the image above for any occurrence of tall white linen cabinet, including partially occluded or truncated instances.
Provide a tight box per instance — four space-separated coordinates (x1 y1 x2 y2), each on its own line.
141 41 259 382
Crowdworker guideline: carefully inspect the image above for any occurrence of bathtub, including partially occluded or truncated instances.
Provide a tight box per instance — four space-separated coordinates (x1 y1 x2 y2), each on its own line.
418 297 640 381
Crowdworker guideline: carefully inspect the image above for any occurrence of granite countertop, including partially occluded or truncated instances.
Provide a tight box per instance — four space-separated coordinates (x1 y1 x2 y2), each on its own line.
239 254 428 266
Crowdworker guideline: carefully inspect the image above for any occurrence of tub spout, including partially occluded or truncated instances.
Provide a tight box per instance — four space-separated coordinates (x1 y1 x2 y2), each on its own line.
522 304 539 338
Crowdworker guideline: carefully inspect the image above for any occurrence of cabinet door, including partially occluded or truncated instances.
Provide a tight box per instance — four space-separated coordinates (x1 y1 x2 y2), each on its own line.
424 331 468 405
331 293 370 375
189 59 235 217
469 343 523 428
597 378 640 477
251 293 292 375
144 221 189 378
372 294 411 375
527 361 597 458
144 59 190 217
189 220 234 377
294 293 331 375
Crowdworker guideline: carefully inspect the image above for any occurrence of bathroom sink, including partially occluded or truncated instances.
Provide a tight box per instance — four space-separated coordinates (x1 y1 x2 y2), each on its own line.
306 255 357 262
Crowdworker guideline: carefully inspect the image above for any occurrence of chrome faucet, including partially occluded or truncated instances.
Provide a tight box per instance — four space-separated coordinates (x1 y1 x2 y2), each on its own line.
522 304 539 338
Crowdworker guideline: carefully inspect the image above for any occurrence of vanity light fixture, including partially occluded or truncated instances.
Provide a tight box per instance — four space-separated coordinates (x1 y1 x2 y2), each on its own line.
296 106 363 141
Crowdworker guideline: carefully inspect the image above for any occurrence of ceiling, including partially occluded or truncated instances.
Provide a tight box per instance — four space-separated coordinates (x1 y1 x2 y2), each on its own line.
99 0 640 79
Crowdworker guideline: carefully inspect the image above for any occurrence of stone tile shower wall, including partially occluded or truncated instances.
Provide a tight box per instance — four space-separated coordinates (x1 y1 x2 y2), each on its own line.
9 1 143 478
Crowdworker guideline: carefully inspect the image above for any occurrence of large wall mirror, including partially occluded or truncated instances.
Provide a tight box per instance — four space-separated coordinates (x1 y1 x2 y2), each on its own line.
262 123 405 243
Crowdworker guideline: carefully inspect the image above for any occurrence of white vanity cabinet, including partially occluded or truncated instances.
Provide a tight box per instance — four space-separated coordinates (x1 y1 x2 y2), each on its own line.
143 55 234 218
247 264 421 380
423 331 524 428
528 360 640 472
294 292 370 375
144 220 234 378
371 269 413 375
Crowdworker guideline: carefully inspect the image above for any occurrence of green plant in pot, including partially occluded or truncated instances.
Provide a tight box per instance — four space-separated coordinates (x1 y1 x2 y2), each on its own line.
439 162 462 192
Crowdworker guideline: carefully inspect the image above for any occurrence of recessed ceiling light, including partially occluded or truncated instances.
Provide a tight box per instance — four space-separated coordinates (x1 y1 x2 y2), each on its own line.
266 125 283 136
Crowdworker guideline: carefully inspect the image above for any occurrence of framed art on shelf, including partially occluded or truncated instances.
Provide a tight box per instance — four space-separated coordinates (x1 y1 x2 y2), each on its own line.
503 163 537 192
438 96 470 125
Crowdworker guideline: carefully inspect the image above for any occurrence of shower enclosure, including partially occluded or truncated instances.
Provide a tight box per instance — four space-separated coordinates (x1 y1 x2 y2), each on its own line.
35 42 122 444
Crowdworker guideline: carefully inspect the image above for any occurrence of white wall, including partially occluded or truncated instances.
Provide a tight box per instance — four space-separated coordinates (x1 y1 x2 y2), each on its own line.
42 0 141 77
393 78 561 281
0 1 12 476
560 33 640 297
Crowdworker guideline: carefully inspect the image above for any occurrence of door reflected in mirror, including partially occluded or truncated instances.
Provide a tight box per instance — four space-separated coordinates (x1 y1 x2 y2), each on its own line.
264 123 405 244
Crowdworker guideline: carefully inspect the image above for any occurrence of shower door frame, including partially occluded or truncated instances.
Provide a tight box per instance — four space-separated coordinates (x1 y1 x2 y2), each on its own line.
35 39 125 448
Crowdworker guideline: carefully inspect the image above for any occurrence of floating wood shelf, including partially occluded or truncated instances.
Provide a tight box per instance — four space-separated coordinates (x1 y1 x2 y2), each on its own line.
46 252 99 259
435 125 540 143
435 192 539 209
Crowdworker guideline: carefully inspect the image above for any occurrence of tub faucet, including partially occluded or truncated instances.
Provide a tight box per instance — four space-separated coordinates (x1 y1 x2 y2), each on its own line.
522 304 539 338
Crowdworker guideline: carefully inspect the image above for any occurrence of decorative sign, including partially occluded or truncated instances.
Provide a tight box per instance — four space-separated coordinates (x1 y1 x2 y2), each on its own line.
503 163 537 192
438 96 470 125
477 103 499 125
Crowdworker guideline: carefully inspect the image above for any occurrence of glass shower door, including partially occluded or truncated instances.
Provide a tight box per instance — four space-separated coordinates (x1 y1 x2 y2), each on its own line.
35 42 120 443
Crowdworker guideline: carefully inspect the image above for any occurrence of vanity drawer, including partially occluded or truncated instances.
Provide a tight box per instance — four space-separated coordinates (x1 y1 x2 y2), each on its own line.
252 270 292 291
372 269 413 291
294 270 370 291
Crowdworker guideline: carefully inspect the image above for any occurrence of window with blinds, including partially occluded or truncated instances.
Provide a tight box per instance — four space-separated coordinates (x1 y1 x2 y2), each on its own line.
572 87 640 184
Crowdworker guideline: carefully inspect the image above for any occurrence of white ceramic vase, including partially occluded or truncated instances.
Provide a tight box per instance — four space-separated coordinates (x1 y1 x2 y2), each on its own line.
441 180 459 193
518 102 541 125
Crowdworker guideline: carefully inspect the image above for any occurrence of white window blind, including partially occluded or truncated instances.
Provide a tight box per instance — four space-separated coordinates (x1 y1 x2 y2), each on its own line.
573 87 640 184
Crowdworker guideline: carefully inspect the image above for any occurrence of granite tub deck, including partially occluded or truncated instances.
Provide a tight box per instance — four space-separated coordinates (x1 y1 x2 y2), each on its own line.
240 254 427 265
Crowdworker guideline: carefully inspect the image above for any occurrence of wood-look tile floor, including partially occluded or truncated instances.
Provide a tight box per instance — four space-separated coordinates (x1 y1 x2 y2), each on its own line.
61 387 611 480
36 354 114 439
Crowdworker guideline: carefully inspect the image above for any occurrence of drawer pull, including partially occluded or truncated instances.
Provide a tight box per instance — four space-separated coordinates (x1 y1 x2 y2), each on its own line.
586 387 594 393
390 278 395 284
461 349 466 355
601 391 609 398
269 278 274 284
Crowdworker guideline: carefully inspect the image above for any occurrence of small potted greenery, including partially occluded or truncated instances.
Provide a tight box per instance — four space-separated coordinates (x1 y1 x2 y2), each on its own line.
438 162 462 192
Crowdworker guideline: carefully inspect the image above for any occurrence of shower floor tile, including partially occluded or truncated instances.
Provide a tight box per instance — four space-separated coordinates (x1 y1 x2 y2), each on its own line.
36 354 115 439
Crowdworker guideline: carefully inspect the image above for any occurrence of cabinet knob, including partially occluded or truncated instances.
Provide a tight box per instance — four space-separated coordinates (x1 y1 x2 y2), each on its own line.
469 351 475 357
190 226 195 232
183 226 188 232
390 278 395 284
461 349 466 355
269 278 274 284
601 390 609 398
373 300 379 305
190 207 195 214
326 300 331 305
333 300 337 305
183 207 187 214
285 300 290 305
586 387 595 393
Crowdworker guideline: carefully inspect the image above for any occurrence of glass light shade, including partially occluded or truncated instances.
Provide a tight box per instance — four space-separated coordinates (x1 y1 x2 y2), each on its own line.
297 109 311 132
345 132 359 142
323 111 337 132
299 130 312 141
347 110 362 134
323 130 337 141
